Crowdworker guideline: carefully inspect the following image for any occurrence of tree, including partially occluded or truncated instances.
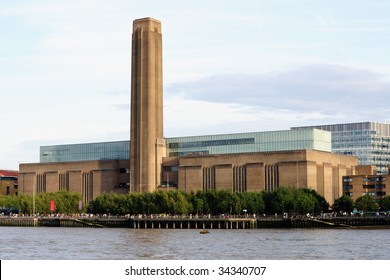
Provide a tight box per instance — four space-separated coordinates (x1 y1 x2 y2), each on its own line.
294 189 316 215
333 195 354 213
301 189 330 213
263 187 296 215
154 190 170 213
167 191 191 214
236 192 264 215
354 195 378 212
378 196 390 211
190 191 205 215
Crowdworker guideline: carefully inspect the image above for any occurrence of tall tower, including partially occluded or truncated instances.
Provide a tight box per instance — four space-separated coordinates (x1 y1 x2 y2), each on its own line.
130 17 165 192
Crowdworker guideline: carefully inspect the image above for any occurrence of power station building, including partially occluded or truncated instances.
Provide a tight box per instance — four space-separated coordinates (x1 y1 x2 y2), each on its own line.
19 17 361 204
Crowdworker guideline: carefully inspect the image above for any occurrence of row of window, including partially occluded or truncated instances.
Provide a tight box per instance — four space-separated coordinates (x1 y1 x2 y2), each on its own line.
345 192 387 197
169 151 209 157
343 185 386 189
343 177 386 182
168 138 255 149
40 141 130 162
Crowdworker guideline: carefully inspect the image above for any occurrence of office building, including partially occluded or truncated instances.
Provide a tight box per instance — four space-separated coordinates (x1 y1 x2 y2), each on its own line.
293 122 390 174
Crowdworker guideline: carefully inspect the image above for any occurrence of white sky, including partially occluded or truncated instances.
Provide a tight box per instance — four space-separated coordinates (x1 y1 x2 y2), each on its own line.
1 0 390 170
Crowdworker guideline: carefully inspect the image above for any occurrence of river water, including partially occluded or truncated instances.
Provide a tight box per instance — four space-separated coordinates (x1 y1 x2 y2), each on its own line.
1 227 389 260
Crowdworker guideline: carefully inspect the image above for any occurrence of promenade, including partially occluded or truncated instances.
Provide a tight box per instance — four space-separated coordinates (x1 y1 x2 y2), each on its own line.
1 215 390 229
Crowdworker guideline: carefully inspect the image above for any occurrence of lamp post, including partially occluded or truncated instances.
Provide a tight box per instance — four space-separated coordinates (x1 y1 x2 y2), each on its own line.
129 170 132 194
32 184 35 216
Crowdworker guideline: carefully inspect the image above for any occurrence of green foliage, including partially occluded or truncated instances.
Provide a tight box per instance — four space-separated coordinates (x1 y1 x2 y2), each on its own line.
378 196 390 211
236 192 264 214
0 191 83 214
262 187 323 215
294 189 316 214
0 187 329 217
333 195 354 213
354 195 379 212
87 188 328 216
87 190 267 215
301 189 330 213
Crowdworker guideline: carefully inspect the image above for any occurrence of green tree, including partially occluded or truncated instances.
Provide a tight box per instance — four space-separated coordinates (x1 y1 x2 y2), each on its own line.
167 191 191 214
378 196 390 211
236 192 264 215
333 195 354 213
263 187 295 215
294 189 316 215
354 195 378 212
154 190 170 213
215 190 239 215
301 189 330 213
190 191 205 215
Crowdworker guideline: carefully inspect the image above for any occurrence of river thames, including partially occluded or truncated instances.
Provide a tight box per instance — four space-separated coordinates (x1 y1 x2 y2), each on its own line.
1 227 389 259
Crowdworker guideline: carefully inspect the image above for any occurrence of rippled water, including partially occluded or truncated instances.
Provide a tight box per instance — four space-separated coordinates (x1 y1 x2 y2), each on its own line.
1 227 389 259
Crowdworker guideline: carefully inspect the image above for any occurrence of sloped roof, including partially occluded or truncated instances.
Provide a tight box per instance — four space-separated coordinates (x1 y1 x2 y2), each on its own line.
0 170 18 177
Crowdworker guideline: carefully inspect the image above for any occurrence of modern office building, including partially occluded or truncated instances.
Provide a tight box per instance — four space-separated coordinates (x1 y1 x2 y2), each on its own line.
18 17 361 204
293 122 390 174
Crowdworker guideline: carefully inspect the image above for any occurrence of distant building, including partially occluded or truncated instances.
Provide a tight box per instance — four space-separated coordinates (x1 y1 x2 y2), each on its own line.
342 165 388 201
0 170 18 196
293 122 390 174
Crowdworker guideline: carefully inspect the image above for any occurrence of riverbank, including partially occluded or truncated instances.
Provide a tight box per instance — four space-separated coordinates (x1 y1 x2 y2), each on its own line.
1 216 390 229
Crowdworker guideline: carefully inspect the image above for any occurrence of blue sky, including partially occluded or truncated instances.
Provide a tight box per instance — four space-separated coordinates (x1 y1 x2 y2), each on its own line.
1 0 390 169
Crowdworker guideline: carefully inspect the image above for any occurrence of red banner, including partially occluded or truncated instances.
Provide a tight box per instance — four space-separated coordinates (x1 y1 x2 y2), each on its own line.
50 200 55 212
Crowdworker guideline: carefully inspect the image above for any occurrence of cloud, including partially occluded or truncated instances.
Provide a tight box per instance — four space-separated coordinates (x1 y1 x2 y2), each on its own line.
162 64 390 137
165 64 390 125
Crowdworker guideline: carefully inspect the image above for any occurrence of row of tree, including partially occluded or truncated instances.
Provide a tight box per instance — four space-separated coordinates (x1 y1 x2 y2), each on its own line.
333 194 390 213
87 187 328 215
0 191 83 215
1 188 390 215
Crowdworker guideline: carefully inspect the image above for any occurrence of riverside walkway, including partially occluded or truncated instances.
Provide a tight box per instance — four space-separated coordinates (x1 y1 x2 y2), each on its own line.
1 215 390 229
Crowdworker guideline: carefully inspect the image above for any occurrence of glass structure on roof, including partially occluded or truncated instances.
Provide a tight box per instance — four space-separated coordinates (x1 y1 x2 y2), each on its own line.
40 140 130 163
39 129 331 163
166 129 331 157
